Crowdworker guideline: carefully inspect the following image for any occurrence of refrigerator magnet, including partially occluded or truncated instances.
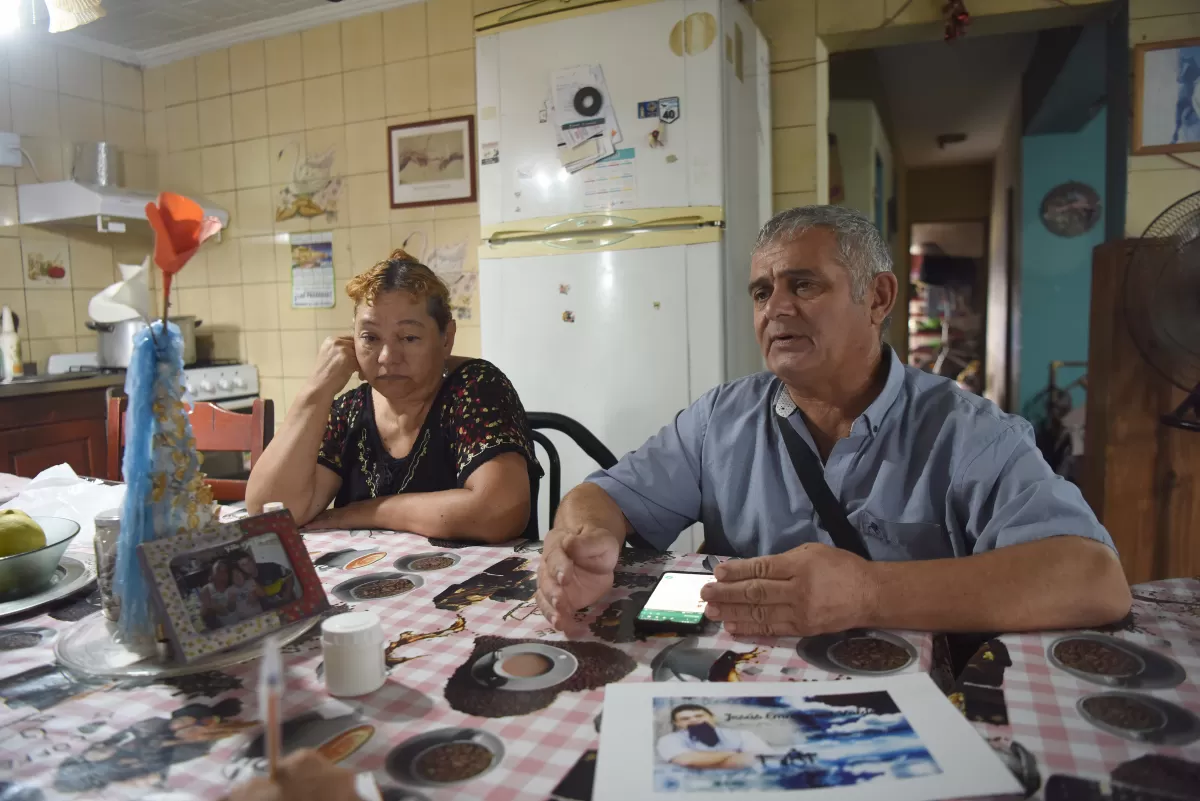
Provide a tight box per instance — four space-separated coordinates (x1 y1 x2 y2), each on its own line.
637 100 659 119
658 97 681 124
562 311 575 323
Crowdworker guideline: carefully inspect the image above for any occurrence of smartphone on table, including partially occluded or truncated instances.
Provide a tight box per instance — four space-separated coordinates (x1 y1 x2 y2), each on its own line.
634 571 715 635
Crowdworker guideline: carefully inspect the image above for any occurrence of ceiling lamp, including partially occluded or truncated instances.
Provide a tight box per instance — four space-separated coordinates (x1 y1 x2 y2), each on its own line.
44 0 105 33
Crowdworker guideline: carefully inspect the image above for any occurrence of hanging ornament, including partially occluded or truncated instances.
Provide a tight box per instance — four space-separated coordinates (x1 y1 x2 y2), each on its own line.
943 0 970 42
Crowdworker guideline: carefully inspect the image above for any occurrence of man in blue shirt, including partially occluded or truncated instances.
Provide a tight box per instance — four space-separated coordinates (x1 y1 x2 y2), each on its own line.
535 205 1131 636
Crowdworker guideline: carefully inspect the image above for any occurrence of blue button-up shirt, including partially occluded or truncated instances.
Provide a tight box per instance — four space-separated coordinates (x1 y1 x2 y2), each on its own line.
587 349 1114 558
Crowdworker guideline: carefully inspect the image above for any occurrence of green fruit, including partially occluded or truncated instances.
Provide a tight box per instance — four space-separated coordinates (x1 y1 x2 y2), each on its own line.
0 509 46 557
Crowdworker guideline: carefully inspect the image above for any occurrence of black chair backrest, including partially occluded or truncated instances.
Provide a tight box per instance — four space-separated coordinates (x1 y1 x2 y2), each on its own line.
526 412 618 527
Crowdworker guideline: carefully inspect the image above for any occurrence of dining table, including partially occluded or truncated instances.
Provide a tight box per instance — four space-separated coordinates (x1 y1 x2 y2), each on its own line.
0 473 1197 801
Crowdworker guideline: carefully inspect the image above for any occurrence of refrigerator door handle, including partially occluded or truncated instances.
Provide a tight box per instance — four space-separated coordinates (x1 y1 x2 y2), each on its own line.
485 217 725 250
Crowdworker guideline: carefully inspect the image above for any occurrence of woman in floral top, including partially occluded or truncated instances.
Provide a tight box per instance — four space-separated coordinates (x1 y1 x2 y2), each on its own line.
247 249 541 541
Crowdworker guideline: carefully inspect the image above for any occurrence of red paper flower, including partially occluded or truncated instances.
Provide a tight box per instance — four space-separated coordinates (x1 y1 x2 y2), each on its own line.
145 192 222 311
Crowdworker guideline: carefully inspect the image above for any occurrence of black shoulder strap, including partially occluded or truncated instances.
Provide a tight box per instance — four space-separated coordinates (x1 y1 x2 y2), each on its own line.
772 390 873 561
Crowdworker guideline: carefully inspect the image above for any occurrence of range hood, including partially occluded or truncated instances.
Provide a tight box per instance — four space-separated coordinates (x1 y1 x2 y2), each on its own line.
17 181 230 234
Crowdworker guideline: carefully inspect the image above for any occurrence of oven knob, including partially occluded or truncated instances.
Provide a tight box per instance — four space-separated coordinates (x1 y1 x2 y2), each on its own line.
200 381 215 393
232 377 247 390
218 379 232 391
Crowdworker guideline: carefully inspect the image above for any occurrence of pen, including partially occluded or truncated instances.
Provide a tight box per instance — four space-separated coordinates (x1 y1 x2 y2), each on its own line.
259 635 283 781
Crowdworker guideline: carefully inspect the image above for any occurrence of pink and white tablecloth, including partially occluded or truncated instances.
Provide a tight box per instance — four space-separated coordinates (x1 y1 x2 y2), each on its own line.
0 527 937 801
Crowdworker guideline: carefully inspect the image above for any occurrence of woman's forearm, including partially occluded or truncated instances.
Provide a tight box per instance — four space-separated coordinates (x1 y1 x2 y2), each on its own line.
324 488 528 543
246 386 333 515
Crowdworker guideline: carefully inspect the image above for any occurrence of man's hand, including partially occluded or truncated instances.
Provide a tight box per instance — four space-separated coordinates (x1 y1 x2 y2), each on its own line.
220 749 361 801
536 524 621 630
700 543 877 636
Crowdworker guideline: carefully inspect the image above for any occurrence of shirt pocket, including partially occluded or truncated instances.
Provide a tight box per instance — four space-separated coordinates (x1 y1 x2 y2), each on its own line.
849 510 953 561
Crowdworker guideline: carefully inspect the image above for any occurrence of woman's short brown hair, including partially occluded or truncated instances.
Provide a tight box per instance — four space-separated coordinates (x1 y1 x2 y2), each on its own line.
345 249 452 332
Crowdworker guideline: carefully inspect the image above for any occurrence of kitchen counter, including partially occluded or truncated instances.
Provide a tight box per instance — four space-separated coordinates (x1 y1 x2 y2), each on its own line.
0 372 125 399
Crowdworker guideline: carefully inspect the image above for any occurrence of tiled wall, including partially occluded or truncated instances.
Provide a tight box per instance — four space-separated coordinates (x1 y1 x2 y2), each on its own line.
146 0 484 420
0 39 151 374
1127 0 1200 235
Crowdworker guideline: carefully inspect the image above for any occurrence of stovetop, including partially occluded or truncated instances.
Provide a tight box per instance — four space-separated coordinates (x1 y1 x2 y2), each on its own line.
45 354 259 402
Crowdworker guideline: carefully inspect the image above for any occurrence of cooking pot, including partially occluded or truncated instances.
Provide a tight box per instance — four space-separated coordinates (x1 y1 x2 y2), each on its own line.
85 316 201 368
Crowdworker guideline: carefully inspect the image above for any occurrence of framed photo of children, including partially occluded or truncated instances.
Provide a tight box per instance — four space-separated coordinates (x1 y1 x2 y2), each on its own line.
1134 36 1200 155
138 510 330 663
388 115 477 209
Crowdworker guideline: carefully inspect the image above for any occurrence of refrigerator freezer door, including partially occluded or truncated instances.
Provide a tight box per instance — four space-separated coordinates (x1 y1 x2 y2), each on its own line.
476 0 724 226
481 244 716 545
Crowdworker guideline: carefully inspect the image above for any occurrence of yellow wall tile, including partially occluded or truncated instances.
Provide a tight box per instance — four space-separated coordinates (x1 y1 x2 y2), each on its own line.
453 324 480 358
239 236 278 284
331 229 354 279
9 41 58 91
342 14 385 71
143 66 166 111
302 23 343 78
1131 0 1200 17
428 50 474 110
1130 12 1200 42
347 173 391 226
344 66 386 123
260 376 285 410
751 0 817 64
202 145 237 193
385 59 431 116
207 330 245 362
237 186 276 236
267 82 306 134
391 221 434 259
230 41 267 92
0 239 23 288
265 33 304 86
11 86 61 138
104 105 145 151
770 67 817 129
306 125 346 164
124 153 155 190
427 0 474 55
346 120 388 175
165 150 203 194
174 251 209 289
1127 167 1200 234
774 191 819 213
0 187 19 230
198 96 235 146
196 50 232 99
208 239 244 286
304 75 345 129
231 89 269 141
16 137 64 184
269 133 307 184
59 96 105 142
235 138 271 189
817 0 885 34
278 291 318 332
433 217 481 272
67 236 114 288
166 103 201 152
57 49 103 100
280 328 318 376
29 337 78 371
163 58 198 105
102 60 143 110
246 331 283 378
349 224 393 272
383 3 429 61
433 197 477 220
772 126 817 194
208 284 245 327
0 84 10 131
241 283 280 331
281 377 312 413
24 289 76 338
145 109 167 153
314 300 350 331
175 287 212 321
473 0 511 13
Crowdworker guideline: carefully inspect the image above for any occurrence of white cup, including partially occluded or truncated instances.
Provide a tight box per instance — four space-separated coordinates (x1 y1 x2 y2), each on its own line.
321 611 387 697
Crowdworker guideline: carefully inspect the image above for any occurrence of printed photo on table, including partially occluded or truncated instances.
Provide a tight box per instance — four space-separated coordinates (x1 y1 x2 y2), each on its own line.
652 692 941 793
169 533 300 632
1134 36 1200 154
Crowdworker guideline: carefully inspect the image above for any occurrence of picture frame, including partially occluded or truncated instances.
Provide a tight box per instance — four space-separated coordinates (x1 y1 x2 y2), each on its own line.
388 115 478 209
138 510 330 664
1133 36 1200 155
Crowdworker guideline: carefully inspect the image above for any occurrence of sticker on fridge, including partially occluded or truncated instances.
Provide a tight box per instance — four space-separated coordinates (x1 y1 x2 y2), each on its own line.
582 148 638 211
290 232 336 309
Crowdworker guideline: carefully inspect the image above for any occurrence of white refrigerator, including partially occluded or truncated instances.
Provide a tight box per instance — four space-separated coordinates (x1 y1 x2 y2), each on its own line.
476 0 771 549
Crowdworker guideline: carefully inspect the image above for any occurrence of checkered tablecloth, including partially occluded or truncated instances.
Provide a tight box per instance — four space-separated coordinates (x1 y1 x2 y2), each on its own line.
0 526 936 801
957 577 1200 800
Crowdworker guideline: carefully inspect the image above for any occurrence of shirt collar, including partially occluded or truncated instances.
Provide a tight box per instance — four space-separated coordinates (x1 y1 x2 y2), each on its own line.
772 346 905 435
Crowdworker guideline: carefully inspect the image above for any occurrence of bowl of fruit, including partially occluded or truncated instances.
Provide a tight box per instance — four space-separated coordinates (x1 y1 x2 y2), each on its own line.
0 510 81 601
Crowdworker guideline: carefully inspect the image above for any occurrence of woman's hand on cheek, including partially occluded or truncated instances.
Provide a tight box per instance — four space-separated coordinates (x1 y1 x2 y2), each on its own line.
309 336 361 398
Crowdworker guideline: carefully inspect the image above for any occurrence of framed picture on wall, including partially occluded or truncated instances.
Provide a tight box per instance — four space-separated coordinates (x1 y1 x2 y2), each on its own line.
388 115 478 208
1133 36 1200 155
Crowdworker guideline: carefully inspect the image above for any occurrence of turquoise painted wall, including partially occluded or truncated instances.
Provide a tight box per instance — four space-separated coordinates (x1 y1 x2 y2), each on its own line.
1018 108 1106 416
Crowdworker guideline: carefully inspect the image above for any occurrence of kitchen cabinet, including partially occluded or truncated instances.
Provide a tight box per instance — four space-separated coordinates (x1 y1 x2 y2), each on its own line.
0 374 124 478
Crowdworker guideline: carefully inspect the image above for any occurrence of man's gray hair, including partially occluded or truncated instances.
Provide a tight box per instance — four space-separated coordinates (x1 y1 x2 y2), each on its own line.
753 205 893 302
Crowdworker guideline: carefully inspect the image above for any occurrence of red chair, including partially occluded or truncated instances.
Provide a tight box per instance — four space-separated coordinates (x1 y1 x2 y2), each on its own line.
105 391 274 502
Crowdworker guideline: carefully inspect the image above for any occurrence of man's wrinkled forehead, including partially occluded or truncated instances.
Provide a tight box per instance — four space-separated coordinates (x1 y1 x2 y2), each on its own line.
751 228 839 279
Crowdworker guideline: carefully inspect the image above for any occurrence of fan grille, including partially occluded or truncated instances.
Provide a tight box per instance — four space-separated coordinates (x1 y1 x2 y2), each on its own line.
1124 190 1200 392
